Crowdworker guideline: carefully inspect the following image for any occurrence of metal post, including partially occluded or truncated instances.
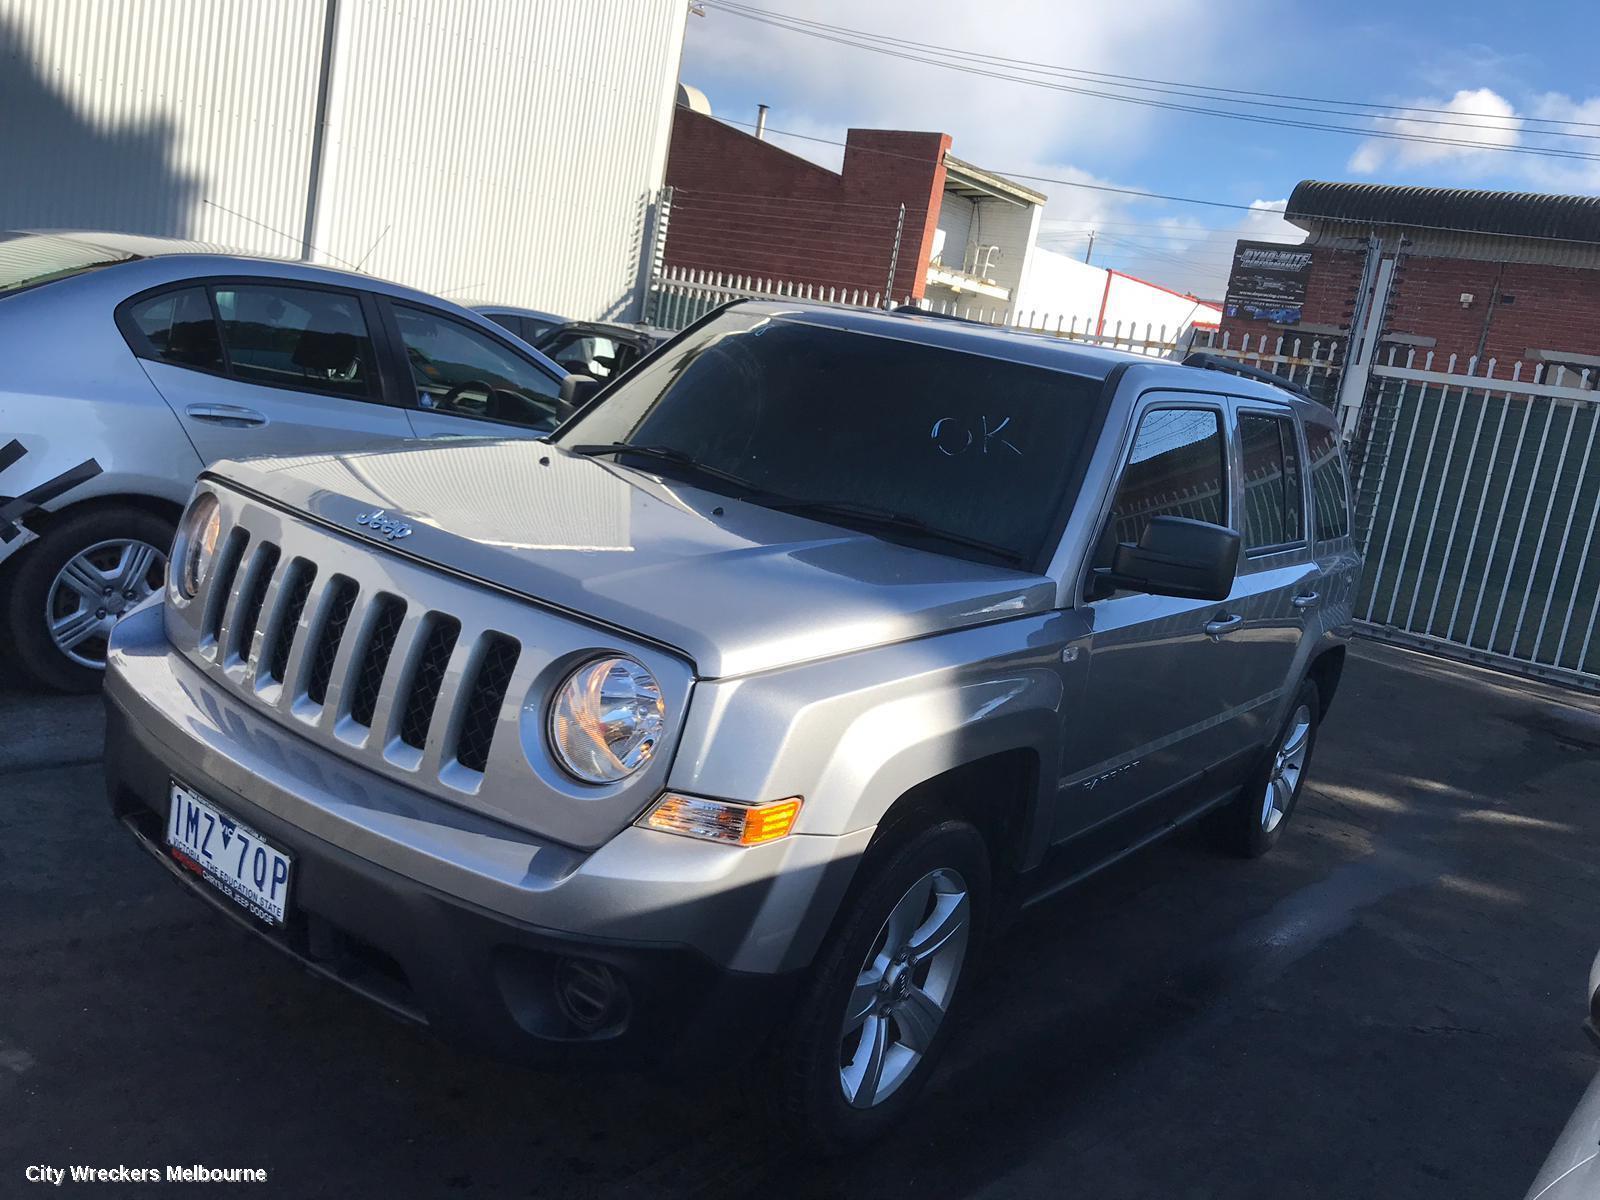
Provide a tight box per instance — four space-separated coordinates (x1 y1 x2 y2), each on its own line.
642 186 673 325
883 203 905 309
1083 230 1095 264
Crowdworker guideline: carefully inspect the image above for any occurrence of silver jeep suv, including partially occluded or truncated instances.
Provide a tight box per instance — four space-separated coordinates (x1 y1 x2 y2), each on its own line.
104 302 1359 1150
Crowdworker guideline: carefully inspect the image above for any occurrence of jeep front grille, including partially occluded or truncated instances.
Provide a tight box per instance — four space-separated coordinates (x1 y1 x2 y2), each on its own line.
194 533 522 786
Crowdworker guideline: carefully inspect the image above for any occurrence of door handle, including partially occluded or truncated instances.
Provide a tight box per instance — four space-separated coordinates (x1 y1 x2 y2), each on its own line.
1204 613 1244 638
1292 592 1321 610
186 403 267 427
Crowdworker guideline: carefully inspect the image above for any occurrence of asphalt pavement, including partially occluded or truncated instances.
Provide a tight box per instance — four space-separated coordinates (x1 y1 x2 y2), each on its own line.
3 640 1598 1198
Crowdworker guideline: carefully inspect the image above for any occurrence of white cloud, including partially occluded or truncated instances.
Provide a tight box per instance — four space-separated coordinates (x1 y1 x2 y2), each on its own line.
1347 87 1521 174
682 0 1225 167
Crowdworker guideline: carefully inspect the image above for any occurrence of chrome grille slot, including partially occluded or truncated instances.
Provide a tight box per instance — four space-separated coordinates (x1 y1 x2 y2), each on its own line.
399 616 461 750
453 633 520 773
306 577 359 706
229 542 280 665
200 527 249 648
264 559 317 685
348 595 406 728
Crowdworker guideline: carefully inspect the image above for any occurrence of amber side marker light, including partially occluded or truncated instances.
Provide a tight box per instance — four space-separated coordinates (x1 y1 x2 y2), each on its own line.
641 793 803 846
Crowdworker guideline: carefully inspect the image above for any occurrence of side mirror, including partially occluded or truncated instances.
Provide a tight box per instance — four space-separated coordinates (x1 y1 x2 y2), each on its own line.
1107 516 1239 601
557 373 600 420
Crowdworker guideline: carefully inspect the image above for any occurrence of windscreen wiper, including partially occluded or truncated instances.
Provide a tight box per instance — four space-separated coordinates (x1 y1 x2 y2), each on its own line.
765 498 1026 565
568 443 765 495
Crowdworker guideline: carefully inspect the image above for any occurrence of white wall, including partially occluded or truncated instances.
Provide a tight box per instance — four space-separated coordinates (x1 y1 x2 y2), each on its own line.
0 0 688 320
1013 246 1221 337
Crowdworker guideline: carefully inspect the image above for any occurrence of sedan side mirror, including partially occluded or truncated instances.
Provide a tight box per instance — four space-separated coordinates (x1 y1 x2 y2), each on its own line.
557 373 600 420
1107 515 1240 601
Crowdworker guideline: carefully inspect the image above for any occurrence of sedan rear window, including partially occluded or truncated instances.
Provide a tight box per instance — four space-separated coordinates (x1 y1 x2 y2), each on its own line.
213 284 375 398
0 232 138 297
557 312 1104 567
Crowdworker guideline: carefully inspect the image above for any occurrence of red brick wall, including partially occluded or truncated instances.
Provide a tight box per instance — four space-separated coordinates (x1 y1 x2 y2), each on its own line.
1382 257 1600 366
662 108 949 300
1220 243 1600 366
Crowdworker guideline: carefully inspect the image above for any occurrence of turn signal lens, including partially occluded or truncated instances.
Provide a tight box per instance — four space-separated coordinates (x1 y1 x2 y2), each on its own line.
641 793 802 846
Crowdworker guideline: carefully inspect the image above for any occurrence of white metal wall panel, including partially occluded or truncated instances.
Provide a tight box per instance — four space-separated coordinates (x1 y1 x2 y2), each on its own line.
313 0 688 320
1 0 687 320
0 0 324 256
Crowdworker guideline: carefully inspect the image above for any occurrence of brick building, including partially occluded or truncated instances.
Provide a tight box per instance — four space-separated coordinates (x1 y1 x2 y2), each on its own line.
1221 181 1600 381
662 103 951 301
661 98 1221 335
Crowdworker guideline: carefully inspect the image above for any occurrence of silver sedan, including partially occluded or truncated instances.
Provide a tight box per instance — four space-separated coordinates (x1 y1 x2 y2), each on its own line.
0 231 567 691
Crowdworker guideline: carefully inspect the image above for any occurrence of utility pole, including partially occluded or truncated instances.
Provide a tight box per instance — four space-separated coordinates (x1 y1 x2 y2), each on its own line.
1083 229 1096 264
883 202 905 308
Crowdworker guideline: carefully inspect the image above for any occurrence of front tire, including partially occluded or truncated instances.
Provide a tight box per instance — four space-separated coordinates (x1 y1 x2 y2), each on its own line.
5 505 173 693
769 819 990 1154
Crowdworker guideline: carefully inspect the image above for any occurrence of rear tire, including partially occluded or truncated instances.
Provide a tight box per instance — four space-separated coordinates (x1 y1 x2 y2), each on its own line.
768 819 990 1155
1214 677 1320 859
5 505 173 693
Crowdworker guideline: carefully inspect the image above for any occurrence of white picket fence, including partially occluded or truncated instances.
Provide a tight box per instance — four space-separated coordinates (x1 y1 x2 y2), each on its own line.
647 264 1211 359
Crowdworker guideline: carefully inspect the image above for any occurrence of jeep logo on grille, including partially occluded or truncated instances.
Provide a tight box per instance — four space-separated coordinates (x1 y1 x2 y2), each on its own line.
354 509 413 540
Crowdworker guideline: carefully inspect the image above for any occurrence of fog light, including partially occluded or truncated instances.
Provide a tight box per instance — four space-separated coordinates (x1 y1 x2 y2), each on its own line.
554 957 623 1032
641 793 802 846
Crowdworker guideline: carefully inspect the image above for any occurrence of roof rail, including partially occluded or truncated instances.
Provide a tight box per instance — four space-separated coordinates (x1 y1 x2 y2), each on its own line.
1180 352 1314 400
891 303 990 326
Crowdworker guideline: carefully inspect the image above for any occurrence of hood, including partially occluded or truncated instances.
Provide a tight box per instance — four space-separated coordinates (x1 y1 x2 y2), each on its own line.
213 439 1055 679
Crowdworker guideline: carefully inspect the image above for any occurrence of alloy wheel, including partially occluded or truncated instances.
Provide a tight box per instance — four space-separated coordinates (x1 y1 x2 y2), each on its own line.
44 538 167 669
839 867 970 1109
1261 703 1313 833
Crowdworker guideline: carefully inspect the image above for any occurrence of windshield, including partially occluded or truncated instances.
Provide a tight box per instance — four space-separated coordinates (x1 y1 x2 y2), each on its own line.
0 232 138 297
555 311 1105 566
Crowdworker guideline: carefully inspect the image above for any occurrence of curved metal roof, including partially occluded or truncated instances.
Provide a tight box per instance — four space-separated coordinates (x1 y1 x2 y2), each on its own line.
1286 180 1600 244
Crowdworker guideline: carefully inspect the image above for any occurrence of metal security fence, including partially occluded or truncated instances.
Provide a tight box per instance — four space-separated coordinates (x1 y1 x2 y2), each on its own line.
1349 351 1600 690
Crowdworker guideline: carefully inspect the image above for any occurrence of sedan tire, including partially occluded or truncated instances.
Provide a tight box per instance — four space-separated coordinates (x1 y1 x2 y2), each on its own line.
5 505 173 693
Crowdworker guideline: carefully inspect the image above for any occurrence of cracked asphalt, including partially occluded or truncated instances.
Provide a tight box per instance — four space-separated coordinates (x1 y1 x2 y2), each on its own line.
3 640 1598 1198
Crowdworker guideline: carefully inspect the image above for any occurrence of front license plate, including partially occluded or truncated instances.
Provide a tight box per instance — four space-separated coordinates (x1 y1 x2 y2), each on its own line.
165 781 292 925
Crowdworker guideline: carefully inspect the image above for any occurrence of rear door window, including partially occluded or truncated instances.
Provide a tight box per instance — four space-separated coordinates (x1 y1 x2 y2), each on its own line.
1239 412 1305 551
1306 423 1351 540
125 287 224 371
213 284 376 399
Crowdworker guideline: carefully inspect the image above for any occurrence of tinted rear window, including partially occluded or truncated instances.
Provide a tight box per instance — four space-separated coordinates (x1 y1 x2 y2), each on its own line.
557 313 1104 565
0 233 137 297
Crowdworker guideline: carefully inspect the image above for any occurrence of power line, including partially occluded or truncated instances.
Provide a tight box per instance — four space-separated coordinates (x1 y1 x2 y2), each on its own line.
713 0 1600 137
718 116 1600 249
705 2 1600 162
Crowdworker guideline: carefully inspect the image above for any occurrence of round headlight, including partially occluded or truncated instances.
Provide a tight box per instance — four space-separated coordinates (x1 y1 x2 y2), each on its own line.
171 492 222 601
548 656 664 784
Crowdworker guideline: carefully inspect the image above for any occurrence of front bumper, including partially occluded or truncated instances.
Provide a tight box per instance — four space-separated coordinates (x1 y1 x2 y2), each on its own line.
104 604 870 1066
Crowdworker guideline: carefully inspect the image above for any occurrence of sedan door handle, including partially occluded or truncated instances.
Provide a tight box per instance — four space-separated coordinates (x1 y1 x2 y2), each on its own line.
186 403 266 427
1204 613 1244 638
1292 592 1321 610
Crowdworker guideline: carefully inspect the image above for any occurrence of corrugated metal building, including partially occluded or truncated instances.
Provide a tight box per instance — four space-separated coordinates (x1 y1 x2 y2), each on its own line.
0 0 689 320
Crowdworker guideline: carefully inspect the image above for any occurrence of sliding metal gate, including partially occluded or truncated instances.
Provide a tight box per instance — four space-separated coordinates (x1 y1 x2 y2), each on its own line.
1349 353 1600 691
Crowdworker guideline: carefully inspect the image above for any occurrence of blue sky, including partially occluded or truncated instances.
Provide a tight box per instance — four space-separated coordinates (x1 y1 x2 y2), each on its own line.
679 1 1600 299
